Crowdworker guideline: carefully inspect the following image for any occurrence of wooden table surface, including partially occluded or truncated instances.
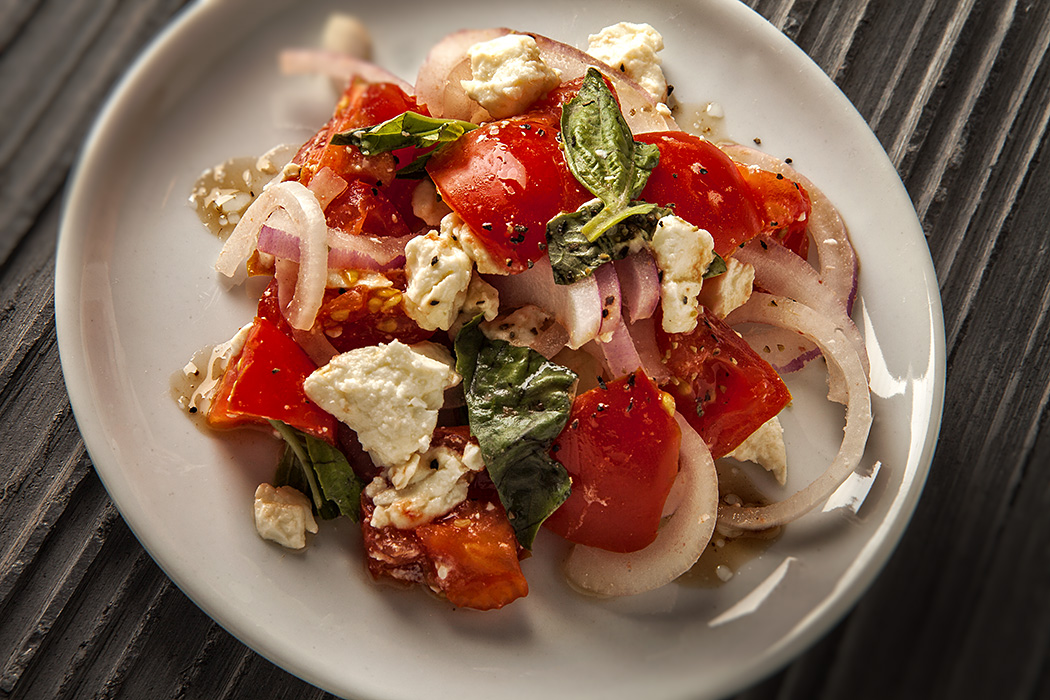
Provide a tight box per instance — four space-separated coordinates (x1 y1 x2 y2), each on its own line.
2 0 1048 698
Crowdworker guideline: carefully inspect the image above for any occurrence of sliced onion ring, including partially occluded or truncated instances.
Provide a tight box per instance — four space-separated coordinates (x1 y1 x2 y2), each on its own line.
563 412 718 597
717 293 872 534
216 181 327 330
279 48 414 94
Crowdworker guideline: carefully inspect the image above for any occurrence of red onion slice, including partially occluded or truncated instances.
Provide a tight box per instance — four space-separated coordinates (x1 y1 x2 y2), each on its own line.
717 293 872 533
216 181 327 330
326 229 413 271
279 48 414 94
307 166 348 210
485 257 601 349
527 32 678 134
626 318 672 384
590 318 642 378
719 143 858 314
613 248 660 323
731 237 869 401
593 263 622 338
414 28 510 119
564 412 718 597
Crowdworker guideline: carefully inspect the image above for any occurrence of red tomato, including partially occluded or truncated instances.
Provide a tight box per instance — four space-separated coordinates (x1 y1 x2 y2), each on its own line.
360 428 528 611
207 316 336 443
544 370 681 553
426 115 590 272
657 306 790 459
292 81 427 233
324 179 411 238
636 131 763 256
527 74 618 121
256 275 433 353
736 164 812 259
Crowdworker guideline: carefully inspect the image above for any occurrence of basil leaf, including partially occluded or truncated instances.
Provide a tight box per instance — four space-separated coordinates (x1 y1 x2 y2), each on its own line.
330 111 477 177
559 68 661 244
270 420 362 522
547 200 671 285
704 252 728 279
455 317 577 549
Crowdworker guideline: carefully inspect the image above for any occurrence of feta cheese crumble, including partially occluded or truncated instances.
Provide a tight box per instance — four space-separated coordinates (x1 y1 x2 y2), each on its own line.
586 22 668 103
253 483 318 549
727 416 788 485
303 340 460 468
698 256 755 318
365 443 486 529
461 34 561 119
441 212 508 276
402 228 474 331
650 214 715 333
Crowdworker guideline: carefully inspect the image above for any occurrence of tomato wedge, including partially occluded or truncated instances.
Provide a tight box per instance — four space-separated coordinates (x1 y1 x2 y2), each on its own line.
544 370 681 553
207 316 336 443
657 306 790 459
636 131 763 256
736 164 812 259
426 114 590 272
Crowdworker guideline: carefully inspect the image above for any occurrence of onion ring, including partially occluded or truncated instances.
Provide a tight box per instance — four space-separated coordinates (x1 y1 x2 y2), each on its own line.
717 293 872 533
563 412 718 597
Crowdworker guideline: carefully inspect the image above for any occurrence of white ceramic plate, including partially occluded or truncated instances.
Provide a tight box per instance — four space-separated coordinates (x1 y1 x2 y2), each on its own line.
55 1 945 699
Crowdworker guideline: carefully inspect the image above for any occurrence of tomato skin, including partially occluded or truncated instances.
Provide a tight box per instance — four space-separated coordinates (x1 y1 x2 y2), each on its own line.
324 179 411 238
426 115 590 272
636 131 763 256
207 316 336 443
657 306 790 459
544 370 681 553
736 164 812 259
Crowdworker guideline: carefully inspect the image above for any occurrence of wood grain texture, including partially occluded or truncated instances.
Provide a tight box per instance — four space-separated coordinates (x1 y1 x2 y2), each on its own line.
0 0 1047 698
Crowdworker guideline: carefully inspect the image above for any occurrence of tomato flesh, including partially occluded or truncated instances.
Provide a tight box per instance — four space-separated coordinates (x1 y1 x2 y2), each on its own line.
658 306 790 459
544 370 681 553
636 131 763 256
207 316 336 443
427 114 590 272
736 164 812 259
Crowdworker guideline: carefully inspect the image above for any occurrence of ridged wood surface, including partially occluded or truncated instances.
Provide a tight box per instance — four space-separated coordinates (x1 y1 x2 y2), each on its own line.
1 0 1047 698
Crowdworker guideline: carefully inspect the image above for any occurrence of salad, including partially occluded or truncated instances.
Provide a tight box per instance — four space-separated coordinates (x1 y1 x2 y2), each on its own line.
178 18 872 610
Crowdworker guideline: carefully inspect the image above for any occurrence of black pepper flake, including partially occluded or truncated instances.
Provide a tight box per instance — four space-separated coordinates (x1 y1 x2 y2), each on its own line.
375 180 383 187
672 172 678 179
695 403 705 417
514 224 528 233
699 168 708 175
667 84 675 95
523 123 532 130
619 63 627 73
429 300 440 306
597 376 608 390
570 419 579 430
627 397 634 412
760 239 768 250
605 295 615 305
627 373 637 387
776 173 784 180
537 128 546 137
189 406 198 414
431 255 439 266
602 308 609 318
482 222 493 231
430 459 439 470
506 258 513 267
272 368 280 374
596 403 607 412
551 443 561 453
785 157 793 164
753 137 762 145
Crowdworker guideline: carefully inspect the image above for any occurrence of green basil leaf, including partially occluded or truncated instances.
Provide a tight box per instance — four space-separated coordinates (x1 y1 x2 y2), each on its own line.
331 111 477 155
546 200 671 285
270 420 362 522
455 317 577 549
704 252 728 279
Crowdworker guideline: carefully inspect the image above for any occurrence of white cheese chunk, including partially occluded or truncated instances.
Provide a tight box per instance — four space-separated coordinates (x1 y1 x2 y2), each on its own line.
253 483 318 550
480 305 553 346
451 272 501 335
587 22 668 102
303 340 460 468
366 443 486 529
461 34 561 118
441 212 509 275
650 214 715 333
402 228 474 331
698 256 755 318
727 416 788 485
